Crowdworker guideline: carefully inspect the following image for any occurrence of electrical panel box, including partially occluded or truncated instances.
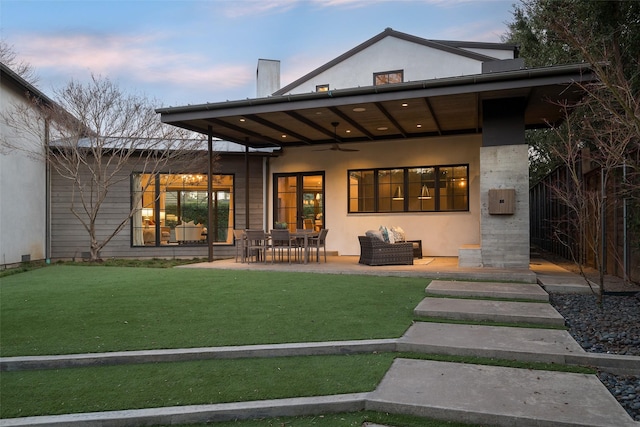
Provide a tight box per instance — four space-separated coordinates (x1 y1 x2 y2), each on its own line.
488 189 516 215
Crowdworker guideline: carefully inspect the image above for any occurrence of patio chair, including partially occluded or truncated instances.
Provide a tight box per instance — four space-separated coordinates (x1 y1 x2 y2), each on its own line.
309 229 329 263
233 229 246 263
245 229 269 263
270 229 297 263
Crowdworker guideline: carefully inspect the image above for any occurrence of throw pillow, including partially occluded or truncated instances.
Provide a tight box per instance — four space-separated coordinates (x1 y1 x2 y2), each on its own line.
390 226 406 242
379 226 390 243
365 230 384 241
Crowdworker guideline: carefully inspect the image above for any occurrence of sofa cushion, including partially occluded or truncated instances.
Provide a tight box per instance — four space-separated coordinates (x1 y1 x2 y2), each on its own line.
365 229 384 241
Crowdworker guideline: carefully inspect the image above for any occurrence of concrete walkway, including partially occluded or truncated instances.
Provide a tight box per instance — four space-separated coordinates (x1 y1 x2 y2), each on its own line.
2 261 639 427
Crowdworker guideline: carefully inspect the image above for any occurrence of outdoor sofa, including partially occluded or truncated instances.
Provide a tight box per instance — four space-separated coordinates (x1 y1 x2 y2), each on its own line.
358 235 414 266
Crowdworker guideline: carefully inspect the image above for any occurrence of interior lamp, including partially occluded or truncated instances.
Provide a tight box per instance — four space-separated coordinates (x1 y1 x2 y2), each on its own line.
392 185 404 200
418 185 432 200
141 208 153 218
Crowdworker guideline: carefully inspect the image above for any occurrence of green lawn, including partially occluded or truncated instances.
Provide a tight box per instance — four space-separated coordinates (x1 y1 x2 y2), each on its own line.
0 265 588 425
178 412 473 426
1 354 395 418
0 265 428 357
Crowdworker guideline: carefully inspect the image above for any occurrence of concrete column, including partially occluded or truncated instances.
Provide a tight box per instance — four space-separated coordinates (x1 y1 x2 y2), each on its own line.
480 144 530 268
479 97 529 268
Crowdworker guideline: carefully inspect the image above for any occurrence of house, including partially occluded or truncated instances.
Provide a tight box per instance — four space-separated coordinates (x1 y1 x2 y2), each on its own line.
158 28 597 268
0 62 277 265
0 63 50 267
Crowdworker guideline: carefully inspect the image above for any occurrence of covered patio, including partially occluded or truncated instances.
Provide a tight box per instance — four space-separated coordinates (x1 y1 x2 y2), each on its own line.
158 63 596 268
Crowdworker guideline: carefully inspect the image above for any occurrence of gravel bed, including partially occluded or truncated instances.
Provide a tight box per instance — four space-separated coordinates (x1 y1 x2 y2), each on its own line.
549 293 640 421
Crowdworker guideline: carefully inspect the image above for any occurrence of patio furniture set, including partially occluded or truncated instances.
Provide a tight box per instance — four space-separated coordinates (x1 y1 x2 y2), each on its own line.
233 229 329 264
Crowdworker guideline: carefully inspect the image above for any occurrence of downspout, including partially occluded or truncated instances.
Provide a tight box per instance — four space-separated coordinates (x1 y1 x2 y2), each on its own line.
45 118 51 264
263 156 269 231
623 161 629 282
207 127 214 262
601 170 606 273
245 144 250 229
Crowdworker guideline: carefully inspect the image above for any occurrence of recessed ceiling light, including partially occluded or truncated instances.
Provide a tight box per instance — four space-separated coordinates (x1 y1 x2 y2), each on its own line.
346 130 351 133
416 124 422 128
353 107 366 112
377 126 388 131
240 118 246 122
281 134 287 138
401 103 408 107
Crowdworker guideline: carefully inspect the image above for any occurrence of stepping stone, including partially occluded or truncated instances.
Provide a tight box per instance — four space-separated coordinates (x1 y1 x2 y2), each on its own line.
426 280 549 301
368 358 636 427
414 297 565 326
398 322 585 364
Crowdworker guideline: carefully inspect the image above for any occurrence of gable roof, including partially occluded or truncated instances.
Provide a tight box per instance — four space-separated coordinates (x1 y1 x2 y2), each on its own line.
273 28 518 96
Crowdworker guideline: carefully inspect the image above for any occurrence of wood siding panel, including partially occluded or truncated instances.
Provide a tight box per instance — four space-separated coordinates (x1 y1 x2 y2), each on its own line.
51 154 265 260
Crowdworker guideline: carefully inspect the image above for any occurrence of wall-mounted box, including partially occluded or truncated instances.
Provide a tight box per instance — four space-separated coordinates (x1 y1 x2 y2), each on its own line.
488 189 516 215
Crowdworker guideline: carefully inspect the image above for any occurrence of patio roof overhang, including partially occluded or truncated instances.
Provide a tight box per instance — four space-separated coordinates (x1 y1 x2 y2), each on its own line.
157 63 597 150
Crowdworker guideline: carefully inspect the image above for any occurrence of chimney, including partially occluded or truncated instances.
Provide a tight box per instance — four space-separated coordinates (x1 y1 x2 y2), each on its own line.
256 59 280 97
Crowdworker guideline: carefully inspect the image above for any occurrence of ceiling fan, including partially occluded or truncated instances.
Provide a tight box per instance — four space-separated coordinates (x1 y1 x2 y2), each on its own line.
313 122 359 152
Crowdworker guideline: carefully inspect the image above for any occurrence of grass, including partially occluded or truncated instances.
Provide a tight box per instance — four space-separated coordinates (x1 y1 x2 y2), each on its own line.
0 265 427 356
1 353 396 418
0 258 205 279
174 411 474 426
0 263 591 425
0 351 594 419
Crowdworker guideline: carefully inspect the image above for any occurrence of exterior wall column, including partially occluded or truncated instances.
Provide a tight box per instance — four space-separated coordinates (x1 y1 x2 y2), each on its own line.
480 98 530 268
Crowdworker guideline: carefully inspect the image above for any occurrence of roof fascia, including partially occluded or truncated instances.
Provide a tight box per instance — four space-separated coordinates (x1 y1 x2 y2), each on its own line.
1 62 57 107
273 28 501 96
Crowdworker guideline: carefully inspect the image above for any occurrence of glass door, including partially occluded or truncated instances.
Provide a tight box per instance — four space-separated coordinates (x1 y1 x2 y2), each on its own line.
274 172 324 232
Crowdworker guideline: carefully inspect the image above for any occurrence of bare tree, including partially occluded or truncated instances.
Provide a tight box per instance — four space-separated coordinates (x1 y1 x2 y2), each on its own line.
0 40 39 84
545 1 640 289
2 74 210 261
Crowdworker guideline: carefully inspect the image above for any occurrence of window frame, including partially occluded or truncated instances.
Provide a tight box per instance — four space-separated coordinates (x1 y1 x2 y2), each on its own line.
347 164 469 214
131 172 235 247
373 70 404 86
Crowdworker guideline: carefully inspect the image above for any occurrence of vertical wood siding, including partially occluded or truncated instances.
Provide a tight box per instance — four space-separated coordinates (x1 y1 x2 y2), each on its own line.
50 154 265 260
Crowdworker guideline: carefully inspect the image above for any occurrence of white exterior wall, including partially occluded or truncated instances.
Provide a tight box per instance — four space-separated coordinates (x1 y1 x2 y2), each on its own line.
268 134 481 256
460 48 514 60
0 84 47 266
282 37 487 94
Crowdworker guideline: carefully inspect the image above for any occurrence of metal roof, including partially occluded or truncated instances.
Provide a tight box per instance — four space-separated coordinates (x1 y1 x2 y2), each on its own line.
157 63 596 150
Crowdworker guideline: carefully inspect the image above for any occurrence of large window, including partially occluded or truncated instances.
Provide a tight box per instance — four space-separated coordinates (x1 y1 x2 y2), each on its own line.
348 165 468 213
132 173 234 246
373 70 403 86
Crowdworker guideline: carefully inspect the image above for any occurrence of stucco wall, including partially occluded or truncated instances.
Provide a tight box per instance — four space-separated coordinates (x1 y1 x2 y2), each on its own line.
0 80 47 266
267 134 482 256
283 37 487 94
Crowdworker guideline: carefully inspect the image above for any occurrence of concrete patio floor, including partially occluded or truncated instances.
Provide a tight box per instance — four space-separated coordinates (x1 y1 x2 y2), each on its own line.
180 255 538 284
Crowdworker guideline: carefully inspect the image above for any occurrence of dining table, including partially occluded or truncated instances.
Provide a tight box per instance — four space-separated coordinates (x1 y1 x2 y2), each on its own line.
290 230 319 264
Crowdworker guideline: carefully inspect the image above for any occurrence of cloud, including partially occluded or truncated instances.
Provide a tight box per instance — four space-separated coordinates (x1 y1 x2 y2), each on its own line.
13 31 253 91
220 0 299 18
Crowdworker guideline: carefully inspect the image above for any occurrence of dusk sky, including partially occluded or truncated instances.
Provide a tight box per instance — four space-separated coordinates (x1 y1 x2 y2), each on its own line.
1 0 516 108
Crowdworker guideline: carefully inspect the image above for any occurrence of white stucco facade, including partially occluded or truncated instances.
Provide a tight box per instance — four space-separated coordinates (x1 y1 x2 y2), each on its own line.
268 134 481 256
279 34 514 95
0 77 47 266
